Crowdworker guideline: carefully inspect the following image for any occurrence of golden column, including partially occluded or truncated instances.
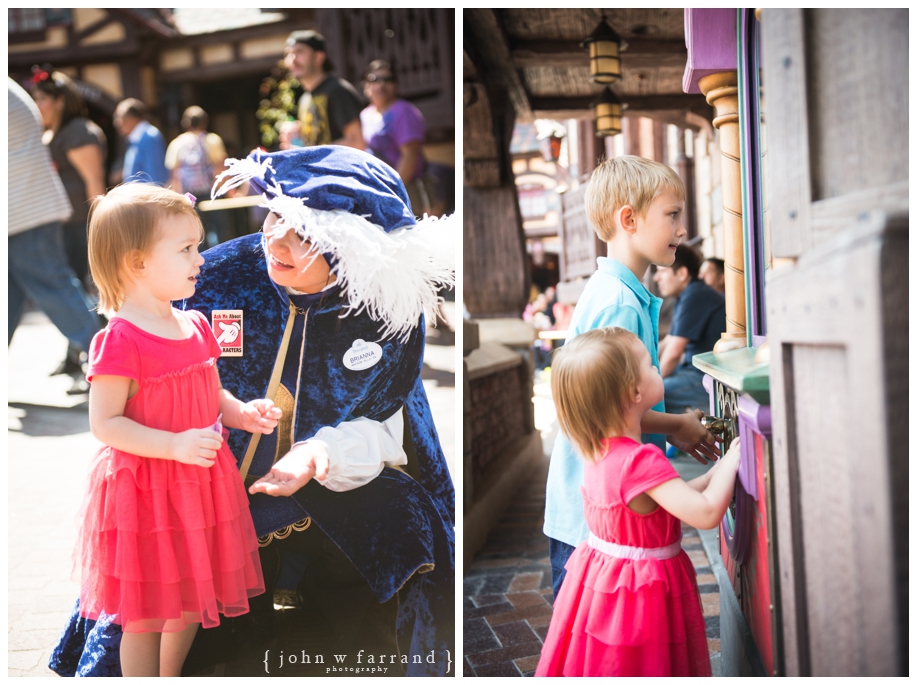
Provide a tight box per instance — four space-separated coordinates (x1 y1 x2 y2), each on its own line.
699 71 747 352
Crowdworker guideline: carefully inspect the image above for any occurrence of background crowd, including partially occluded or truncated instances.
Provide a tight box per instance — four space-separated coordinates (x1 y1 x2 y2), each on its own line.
10 27 443 399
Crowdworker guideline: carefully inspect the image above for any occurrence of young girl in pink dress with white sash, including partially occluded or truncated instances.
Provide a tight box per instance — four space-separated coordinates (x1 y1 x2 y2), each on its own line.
536 326 740 677
75 184 280 676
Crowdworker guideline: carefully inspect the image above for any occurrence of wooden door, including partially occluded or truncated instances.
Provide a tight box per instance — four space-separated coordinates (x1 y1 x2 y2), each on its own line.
761 9 907 676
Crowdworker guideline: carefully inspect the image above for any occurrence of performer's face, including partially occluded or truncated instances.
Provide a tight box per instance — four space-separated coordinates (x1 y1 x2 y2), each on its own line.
263 212 335 294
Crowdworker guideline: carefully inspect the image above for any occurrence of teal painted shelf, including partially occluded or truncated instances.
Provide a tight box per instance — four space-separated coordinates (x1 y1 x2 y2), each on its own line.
692 347 770 405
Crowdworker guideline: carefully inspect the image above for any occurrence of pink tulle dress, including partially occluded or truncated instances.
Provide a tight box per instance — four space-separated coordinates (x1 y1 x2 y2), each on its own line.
536 437 710 677
75 311 264 633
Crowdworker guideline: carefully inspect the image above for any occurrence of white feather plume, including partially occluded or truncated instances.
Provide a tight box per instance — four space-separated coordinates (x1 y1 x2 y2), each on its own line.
212 156 274 197
212 159 456 342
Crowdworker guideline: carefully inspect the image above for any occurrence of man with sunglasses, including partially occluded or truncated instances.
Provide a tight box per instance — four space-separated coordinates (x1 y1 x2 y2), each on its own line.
283 30 364 151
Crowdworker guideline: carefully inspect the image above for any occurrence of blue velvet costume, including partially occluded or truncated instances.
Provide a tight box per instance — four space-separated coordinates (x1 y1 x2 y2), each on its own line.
50 147 455 676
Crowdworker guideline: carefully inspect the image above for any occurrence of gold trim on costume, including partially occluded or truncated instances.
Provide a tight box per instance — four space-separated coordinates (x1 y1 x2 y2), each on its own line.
239 304 298 480
257 517 312 547
393 562 436 594
273 383 295 464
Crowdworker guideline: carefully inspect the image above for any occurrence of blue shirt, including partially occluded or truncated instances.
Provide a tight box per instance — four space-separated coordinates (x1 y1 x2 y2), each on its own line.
543 257 665 547
123 120 169 185
669 279 726 366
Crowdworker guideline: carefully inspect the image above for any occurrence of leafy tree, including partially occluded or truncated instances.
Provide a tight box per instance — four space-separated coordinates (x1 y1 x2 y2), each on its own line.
255 65 302 149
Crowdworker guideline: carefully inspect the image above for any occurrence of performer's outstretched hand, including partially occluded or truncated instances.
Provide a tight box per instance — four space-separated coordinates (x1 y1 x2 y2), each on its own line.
239 399 282 435
248 441 330 497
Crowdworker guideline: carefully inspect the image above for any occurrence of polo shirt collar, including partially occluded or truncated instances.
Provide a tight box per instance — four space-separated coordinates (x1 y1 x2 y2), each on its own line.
596 256 657 307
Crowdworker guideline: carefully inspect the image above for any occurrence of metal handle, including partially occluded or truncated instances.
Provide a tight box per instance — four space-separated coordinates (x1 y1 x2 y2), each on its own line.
702 415 729 435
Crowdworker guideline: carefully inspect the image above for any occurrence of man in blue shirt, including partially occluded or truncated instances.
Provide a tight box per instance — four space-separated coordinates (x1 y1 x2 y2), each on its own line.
654 245 726 416
114 98 169 185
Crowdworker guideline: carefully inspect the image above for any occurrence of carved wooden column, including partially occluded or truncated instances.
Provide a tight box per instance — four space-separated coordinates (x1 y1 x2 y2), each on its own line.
700 71 746 352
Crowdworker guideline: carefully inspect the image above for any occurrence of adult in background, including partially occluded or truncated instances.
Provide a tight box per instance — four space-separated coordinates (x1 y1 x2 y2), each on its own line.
8 77 100 384
113 98 169 186
360 59 440 217
699 256 726 294
165 106 231 246
653 245 726 418
30 67 107 381
284 30 364 149
30 68 106 290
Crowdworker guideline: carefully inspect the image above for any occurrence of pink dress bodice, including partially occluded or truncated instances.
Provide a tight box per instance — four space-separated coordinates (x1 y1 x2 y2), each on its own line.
582 437 683 548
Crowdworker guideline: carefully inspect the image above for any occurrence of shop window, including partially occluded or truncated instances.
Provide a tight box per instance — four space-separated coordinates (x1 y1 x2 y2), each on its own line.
519 185 547 220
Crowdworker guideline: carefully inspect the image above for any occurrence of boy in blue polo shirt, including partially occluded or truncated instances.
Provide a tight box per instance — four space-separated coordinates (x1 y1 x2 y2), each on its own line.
544 156 720 597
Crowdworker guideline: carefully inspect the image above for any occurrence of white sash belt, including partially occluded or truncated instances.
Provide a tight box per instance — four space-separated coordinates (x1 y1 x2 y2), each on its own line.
587 532 682 560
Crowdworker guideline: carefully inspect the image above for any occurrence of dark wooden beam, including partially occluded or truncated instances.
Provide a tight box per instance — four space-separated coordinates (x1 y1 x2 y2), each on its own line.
510 37 687 68
510 37 687 56
72 14 117 44
530 93 709 112
8 40 142 69
156 56 284 83
464 9 533 121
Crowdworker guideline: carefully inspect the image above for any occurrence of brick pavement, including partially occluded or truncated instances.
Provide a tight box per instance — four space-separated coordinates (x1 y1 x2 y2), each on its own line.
462 453 723 676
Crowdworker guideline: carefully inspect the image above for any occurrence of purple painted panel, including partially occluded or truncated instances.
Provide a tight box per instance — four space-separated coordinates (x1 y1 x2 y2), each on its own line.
736 393 772 502
682 8 738 94
737 412 758 500
703 373 715 415
738 393 772 439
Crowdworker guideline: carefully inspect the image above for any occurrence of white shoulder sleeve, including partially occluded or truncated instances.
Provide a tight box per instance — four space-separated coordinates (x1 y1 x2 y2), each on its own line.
302 413 407 492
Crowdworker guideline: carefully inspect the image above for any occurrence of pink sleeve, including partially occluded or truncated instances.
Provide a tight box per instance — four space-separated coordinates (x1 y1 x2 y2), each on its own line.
188 309 222 359
620 443 681 504
86 323 140 383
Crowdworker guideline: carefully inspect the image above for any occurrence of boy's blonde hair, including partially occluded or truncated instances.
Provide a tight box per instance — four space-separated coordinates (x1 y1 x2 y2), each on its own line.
585 155 686 242
550 327 642 461
88 183 201 312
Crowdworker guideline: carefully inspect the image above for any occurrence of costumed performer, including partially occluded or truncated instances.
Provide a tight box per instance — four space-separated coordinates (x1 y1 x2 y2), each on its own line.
50 145 456 677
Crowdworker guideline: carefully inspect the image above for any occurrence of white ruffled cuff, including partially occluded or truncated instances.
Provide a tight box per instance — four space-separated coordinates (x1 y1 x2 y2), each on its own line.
297 414 406 492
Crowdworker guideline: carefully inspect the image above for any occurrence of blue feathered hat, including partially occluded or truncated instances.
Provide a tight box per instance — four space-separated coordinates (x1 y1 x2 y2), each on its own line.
248 146 416 232
212 146 455 342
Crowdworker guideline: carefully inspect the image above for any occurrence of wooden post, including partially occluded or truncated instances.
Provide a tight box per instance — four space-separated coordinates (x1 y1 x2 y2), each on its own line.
699 71 746 352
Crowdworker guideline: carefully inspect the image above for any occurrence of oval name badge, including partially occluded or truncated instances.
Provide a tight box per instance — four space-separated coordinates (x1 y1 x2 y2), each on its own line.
343 339 383 371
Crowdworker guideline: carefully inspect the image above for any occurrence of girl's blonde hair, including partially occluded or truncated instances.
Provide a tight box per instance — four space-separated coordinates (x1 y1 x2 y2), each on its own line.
585 155 686 242
88 183 201 312
550 327 642 461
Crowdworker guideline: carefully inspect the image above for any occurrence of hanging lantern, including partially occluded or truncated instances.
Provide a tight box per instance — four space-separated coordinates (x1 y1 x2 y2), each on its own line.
593 87 623 137
581 16 624 84
538 129 565 162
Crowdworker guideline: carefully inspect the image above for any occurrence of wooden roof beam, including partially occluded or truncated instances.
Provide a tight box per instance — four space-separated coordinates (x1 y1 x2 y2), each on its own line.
464 9 533 121
530 93 709 112
510 38 687 69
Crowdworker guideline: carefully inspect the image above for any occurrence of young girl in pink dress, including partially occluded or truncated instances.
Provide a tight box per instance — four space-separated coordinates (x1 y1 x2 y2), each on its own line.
536 327 740 677
76 184 280 676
